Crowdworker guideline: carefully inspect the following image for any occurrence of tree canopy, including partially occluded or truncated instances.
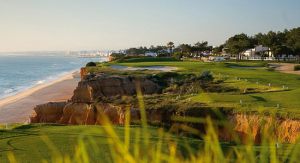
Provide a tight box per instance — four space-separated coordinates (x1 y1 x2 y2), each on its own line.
121 27 300 59
224 33 254 59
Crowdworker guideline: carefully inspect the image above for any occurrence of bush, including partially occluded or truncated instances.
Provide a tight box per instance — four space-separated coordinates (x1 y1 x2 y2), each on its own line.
110 53 126 61
199 71 214 83
86 62 97 67
172 52 183 60
294 65 300 71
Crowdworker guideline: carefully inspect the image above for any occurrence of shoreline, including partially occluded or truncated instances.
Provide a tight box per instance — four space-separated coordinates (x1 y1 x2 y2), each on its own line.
0 71 80 123
0 71 78 108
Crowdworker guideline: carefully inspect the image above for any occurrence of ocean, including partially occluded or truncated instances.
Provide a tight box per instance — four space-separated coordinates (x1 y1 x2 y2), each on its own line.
0 52 107 100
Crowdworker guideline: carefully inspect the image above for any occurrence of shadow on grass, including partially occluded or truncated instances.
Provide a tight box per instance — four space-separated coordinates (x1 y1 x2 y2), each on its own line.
250 95 267 102
14 123 66 130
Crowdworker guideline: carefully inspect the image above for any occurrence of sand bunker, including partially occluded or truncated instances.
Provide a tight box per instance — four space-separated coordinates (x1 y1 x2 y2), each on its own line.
269 63 300 75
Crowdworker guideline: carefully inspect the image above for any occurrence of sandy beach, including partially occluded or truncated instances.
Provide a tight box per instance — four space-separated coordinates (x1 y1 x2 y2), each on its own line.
0 72 80 123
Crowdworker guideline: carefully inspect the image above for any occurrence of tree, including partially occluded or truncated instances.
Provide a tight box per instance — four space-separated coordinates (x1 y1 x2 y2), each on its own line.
194 41 208 51
212 45 224 55
286 27 300 62
225 33 254 60
86 62 97 67
193 41 212 58
175 44 193 57
273 45 292 60
172 51 183 60
167 42 175 56
126 47 148 55
254 31 291 59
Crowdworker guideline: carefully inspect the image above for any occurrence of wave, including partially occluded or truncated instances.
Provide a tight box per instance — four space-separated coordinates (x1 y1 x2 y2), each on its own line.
4 88 15 94
0 55 106 101
0 85 28 99
69 62 77 65
0 69 78 100
36 80 46 85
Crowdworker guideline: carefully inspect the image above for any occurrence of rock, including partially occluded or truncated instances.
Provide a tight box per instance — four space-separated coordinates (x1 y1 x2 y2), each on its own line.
80 67 88 80
30 102 67 123
224 114 300 143
94 103 122 124
71 75 161 103
59 103 96 125
277 119 300 143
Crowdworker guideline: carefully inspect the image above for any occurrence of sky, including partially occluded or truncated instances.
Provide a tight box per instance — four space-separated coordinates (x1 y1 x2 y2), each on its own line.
0 0 300 52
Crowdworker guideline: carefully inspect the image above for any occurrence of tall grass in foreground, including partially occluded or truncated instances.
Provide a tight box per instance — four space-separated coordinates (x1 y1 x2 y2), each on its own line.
6 117 300 162
6 89 300 163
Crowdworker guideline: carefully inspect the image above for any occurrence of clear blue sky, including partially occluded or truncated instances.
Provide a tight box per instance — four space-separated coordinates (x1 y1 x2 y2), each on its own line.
0 0 299 52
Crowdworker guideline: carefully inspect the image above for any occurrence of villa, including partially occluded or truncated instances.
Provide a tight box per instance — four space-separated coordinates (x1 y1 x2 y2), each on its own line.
242 45 274 60
145 51 158 57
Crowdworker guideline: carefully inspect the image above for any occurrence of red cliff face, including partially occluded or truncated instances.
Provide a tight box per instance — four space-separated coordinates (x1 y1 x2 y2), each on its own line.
71 74 162 103
30 74 162 125
30 102 140 125
31 101 300 143
80 68 88 80
224 114 300 143
30 102 67 123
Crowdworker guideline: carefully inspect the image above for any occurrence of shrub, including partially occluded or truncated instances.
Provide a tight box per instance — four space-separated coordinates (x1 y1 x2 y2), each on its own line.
86 62 97 67
110 53 126 61
155 72 180 79
172 52 183 60
199 71 214 83
294 65 300 71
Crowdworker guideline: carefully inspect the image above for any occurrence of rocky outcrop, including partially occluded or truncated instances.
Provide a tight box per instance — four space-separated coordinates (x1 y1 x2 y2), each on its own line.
71 74 162 103
30 74 161 125
30 102 67 123
224 114 300 143
30 102 300 143
59 103 96 125
30 102 174 125
80 68 88 80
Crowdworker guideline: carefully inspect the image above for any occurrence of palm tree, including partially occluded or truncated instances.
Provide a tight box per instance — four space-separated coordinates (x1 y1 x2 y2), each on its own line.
167 42 175 57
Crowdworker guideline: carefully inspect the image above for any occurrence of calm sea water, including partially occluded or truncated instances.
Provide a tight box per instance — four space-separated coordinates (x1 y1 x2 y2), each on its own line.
0 52 107 100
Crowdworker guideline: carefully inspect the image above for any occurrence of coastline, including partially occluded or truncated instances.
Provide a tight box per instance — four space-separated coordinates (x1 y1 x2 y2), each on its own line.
0 71 80 123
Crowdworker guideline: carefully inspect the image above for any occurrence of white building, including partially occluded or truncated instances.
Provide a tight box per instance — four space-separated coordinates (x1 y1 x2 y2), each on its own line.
242 45 274 60
145 52 158 57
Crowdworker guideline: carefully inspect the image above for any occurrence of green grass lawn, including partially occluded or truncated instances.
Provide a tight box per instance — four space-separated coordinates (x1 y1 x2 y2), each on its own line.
0 124 113 162
110 60 300 117
1 123 297 162
0 124 203 162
